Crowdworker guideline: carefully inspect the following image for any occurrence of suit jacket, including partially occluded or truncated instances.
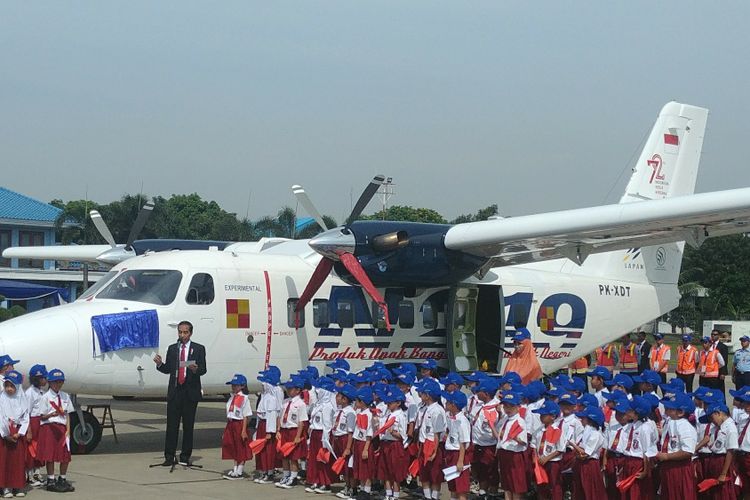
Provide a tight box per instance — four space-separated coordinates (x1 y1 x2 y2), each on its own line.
716 341 729 376
157 341 207 402
637 341 651 373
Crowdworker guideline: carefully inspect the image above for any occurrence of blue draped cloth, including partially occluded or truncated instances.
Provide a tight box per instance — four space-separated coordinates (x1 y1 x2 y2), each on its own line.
91 310 159 355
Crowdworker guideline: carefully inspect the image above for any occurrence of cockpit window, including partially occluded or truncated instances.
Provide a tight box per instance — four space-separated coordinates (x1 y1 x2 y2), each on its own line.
185 273 215 305
96 270 183 305
78 270 119 301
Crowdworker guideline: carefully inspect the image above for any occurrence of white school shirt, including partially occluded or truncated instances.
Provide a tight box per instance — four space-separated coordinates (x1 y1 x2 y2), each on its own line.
280 395 308 429
225 392 253 421
405 392 419 423
465 394 483 420
418 402 446 443
257 383 284 433
662 418 697 454
380 408 408 442
445 412 471 451
594 390 607 408
605 420 624 451
25 385 45 417
38 389 73 426
0 391 30 437
525 399 544 438
472 398 501 447
561 413 584 448
577 425 605 459
620 420 658 458
353 408 374 442
737 414 750 452
309 394 335 432
496 412 527 452
332 405 356 437
734 406 749 429
709 417 739 454
696 409 714 454
532 422 565 461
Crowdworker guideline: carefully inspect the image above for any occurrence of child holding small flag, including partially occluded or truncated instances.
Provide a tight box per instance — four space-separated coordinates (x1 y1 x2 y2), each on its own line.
36 369 74 493
275 376 309 489
470 378 500 498
697 403 739 500
442 390 471 500
417 380 446 500
531 400 565 500
352 387 375 499
305 376 336 494
654 393 697 500
24 364 47 487
221 374 252 480
332 384 357 500
0 371 30 497
569 406 606 499
378 386 408 500
493 392 528 500
620 396 658 500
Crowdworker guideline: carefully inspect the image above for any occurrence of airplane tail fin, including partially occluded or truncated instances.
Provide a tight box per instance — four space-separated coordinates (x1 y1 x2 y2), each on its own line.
585 102 709 284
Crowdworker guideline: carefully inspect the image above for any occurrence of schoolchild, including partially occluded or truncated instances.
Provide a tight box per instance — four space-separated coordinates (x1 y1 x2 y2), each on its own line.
586 366 612 407
470 378 501 499
530 400 565 500
254 366 283 484
604 373 634 399
442 390 471 500
0 356 18 387
24 364 47 487
327 359 351 375
693 387 724 485
305 376 336 494
569 405 606 500
275 376 309 489
221 374 252 480
654 393 697 500
332 384 357 500
0 371 29 497
351 387 375 499
698 403 739 500
619 396 658 500
377 386 408 500
417 380 445 500
36 369 74 493
733 388 750 498
463 371 487 418
601 398 631 499
493 392 528 500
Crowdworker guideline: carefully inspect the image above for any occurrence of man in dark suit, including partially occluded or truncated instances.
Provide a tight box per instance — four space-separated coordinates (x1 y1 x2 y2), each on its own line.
711 329 729 396
636 331 651 374
153 320 207 465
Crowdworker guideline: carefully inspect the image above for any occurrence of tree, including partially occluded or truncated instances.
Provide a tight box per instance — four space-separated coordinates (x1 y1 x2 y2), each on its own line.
363 205 447 224
450 204 499 224
0 295 25 323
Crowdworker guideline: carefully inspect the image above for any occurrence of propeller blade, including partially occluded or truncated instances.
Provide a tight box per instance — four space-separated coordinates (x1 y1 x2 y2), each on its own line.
89 210 117 247
292 184 329 231
346 174 385 225
339 252 391 331
126 201 155 248
294 257 335 327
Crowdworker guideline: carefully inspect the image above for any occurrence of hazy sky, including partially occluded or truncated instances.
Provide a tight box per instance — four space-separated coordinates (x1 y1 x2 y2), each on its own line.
2 2 749 224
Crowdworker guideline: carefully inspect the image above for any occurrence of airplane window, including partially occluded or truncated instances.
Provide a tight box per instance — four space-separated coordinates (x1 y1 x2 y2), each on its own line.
372 302 386 329
78 270 119 301
422 301 435 329
287 299 304 328
454 300 467 329
96 270 183 305
313 299 329 328
185 273 215 305
399 300 415 328
337 300 354 328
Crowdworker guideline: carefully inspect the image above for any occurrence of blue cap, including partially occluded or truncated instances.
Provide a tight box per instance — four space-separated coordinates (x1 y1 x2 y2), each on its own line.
475 378 500 396
579 393 599 408
641 393 660 410
698 388 725 405
575 406 605 427
661 393 695 414
558 393 579 406
613 400 632 413
336 383 358 401
532 399 561 416
524 380 547 401
566 377 587 394
681 334 691 342
366 362 386 372
259 366 281 385
546 387 568 398
397 363 417 375
305 366 320 379
501 392 523 405
700 403 730 423
226 374 247 386
442 390 468 410
603 389 629 403
512 328 531 342
702 336 711 343
329 369 349 382
29 364 47 378
375 369 393 382
440 372 465 387
654 333 664 340
630 396 652 417
729 386 750 402
352 371 372 385
420 359 437 371
503 372 522 386
47 369 65 382
313 376 336 391
605 373 634 390
420 380 442 399
356 387 374 405
464 371 487 382
395 372 415 386
633 370 661 387
742 336 750 342
327 359 350 371
550 374 572 389
659 378 686 395
587 366 613 380
3 370 22 386
0 355 20 368
284 376 306 389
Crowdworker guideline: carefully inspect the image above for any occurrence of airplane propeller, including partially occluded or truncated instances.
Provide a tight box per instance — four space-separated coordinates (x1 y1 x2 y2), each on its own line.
89 201 155 264
293 175 393 330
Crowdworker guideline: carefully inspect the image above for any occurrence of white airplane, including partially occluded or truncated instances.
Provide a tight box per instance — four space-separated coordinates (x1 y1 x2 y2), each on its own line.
3 101 750 453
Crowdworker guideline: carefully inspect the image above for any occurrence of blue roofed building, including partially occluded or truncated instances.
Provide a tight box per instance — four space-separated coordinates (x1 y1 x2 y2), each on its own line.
0 187 61 270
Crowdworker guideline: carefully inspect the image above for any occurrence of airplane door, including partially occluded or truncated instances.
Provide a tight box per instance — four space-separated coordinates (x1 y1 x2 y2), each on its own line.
447 285 505 373
182 270 221 351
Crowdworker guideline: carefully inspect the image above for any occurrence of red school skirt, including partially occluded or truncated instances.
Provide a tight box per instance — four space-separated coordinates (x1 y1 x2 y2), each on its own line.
603 451 622 499
443 449 470 494
221 419 252 462
735 451 750 498
306 430 332 486
0 438 28 489
352 439 373 482
332 434 352 479
538 460 562 500
701 454 737 500
620 456 653 500
36 423 71 464
572 458 606 500
419 441 444 485
25 415 43 469
472 444 498 487
658 459 697 500
378 440 408 483
279 427 307 461
497 449 528 494
254 419 277 472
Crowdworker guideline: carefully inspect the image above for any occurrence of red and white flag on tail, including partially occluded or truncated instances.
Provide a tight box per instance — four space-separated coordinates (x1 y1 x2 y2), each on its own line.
664 131 679 154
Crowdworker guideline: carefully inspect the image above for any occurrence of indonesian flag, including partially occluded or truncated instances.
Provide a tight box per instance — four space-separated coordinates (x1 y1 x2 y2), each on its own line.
248 438 266 456
697 478 720 493
544 426 563 444
316 447 331 463
332 456 347 475
616 469 642 493
534 457 549 485
356 413 369 430
375 417 396 437
280 441 297 457
483 407 498 427
422 438 437 464
505 421 523 442
408 458 420 477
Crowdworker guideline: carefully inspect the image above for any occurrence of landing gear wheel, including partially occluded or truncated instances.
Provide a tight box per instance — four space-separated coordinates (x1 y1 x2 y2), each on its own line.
70 411 103 454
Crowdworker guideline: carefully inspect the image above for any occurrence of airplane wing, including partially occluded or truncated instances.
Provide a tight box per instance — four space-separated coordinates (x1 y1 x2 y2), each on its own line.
2 245 113 262
443 186 750 267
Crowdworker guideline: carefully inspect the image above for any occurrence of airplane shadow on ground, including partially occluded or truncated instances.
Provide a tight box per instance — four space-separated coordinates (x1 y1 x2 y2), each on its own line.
93 426 226 456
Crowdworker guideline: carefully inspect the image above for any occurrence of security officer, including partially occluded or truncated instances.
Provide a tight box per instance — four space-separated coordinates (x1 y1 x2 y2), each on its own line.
734 335 750 389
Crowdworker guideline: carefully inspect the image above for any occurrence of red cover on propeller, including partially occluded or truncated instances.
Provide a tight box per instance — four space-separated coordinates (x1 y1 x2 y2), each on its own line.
339 252 391 331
